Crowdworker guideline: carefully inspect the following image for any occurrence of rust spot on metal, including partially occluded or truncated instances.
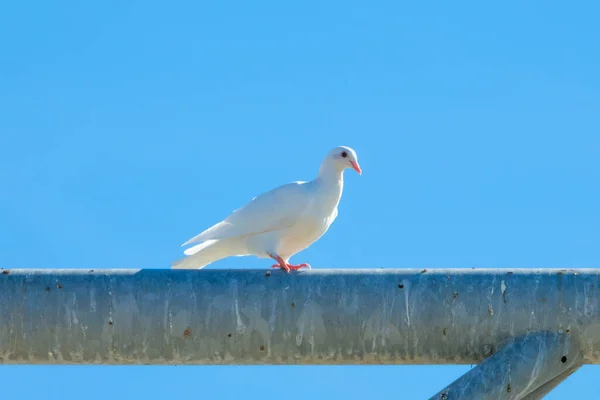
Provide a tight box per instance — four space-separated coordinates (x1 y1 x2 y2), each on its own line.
442 328 447 336
57 283 62 289
291 302 295 308
227 333 232 337
507 384 511 393
421 269 427 274
398 283 404 289
260 345 265 351
108 320 113 326
1 270 10 275
184 328 192 338
507 271 514 275
566 329 571 333
452 291 458 299
265 270 271 277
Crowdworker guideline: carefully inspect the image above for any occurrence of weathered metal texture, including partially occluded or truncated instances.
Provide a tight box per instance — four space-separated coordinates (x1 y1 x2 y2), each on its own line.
520 364 581 400
0 268 598 366
430 332 583 399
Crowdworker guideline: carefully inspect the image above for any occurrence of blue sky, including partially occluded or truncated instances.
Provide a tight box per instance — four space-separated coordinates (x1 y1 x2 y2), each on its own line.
1 0 599 398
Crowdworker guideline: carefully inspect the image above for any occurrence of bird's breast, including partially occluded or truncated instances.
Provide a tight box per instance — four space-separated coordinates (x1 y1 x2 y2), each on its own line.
277 181 342 258
277 214 336 258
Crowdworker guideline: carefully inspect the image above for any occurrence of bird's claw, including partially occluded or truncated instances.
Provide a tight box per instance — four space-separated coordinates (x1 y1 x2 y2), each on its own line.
270 263 311 272
288 263 311 271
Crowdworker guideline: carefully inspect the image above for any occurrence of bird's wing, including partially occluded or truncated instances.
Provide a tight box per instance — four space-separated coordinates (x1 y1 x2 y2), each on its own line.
182 181 311 246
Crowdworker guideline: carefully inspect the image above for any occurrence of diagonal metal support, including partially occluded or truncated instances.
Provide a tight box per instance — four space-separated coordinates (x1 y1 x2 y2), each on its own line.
429 332 583 400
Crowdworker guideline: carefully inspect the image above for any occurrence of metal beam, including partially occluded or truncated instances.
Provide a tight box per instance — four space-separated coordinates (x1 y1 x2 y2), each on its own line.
0 268 596 397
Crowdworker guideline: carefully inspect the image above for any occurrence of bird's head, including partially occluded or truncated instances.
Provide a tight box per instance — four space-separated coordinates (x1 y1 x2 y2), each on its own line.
324 146 362 175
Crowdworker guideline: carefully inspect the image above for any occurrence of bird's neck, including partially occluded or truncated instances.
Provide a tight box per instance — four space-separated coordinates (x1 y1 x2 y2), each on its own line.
317 161 345 184
315 162 344 209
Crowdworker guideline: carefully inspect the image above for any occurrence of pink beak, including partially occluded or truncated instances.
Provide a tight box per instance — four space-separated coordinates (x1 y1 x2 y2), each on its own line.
350 161 362 175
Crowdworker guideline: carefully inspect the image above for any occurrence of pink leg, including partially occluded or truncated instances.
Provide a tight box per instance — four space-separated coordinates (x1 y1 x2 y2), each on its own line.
269 254 290 273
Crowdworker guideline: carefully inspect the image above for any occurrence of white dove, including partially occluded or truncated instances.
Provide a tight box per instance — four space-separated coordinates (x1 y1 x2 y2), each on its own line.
172 146 361 272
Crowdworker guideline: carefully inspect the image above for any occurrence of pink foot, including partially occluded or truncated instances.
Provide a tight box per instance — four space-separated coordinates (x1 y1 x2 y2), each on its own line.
268 254 311 273
270 263 311 271
288 263 311 270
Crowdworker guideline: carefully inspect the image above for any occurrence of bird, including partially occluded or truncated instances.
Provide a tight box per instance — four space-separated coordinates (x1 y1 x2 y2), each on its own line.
172 145 362 272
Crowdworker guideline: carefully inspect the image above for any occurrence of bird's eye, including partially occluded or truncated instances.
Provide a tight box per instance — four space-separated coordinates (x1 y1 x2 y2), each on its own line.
341 151 348 158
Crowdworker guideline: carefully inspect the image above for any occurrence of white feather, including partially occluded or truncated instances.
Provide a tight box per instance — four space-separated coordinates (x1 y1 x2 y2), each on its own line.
181 181 310 245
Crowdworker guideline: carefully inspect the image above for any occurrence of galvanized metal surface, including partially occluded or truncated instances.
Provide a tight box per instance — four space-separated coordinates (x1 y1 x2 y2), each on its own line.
0 268 597 367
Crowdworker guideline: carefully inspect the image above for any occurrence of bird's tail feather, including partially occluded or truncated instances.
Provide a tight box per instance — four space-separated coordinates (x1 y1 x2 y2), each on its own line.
171 238 245 269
